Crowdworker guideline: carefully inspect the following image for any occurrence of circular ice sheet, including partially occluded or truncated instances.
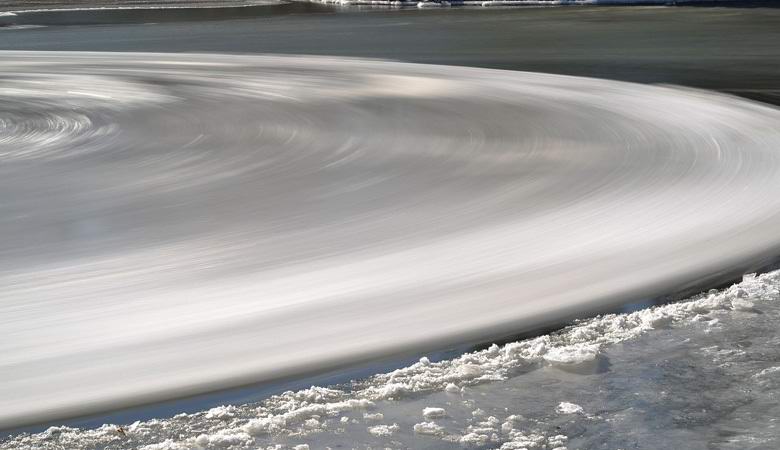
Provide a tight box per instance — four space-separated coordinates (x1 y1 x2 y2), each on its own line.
1 52 780 427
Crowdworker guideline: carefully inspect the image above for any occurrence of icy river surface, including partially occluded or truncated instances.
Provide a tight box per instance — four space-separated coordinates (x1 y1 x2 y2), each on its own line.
4 271 780 449
2 5 780 449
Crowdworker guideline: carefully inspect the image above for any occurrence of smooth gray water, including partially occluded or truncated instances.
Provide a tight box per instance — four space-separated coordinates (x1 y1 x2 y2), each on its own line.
2 5 780 97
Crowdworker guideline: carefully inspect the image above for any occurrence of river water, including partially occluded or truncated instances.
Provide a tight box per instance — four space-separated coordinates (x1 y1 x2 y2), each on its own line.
0 4 779 95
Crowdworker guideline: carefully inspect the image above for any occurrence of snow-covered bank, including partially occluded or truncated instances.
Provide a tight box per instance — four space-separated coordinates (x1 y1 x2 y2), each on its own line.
3 270 779 449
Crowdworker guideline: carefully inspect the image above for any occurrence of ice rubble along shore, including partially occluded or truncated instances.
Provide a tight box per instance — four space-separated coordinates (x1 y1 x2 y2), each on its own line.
4 270 779 449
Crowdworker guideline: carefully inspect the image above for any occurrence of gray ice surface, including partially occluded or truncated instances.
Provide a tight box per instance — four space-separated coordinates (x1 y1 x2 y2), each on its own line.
2 52 780 430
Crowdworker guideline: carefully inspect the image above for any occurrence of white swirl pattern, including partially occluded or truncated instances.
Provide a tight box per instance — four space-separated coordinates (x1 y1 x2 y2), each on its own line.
1 51 780 428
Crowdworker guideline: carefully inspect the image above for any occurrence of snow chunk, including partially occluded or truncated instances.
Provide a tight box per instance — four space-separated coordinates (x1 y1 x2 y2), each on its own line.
460 431 491 446
544 343 599 365
139 440 188 450
501 420 514 433
499 430 552 450
201 430 251 447
205 405 237 420
367 423 399 437
363 412 384 421
422 407 446 419
556 402 584 414
413 421 445 436
458 364 484 379
730 298 755 311
243 417 285 436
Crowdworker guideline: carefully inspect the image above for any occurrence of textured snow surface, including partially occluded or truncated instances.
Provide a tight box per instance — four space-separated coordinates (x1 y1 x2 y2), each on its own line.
3 270 780 449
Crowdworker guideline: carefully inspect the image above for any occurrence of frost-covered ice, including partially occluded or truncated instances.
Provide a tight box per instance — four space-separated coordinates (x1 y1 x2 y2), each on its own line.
3 270 780 449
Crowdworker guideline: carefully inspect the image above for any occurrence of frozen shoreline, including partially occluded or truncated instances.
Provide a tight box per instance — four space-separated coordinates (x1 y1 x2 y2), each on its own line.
4 270 778 449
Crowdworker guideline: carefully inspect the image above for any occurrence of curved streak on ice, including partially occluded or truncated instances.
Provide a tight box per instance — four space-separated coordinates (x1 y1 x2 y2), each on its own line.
1 52 780 428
